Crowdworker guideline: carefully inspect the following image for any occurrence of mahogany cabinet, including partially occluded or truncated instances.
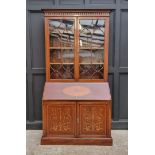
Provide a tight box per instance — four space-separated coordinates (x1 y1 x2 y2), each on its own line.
41 82 112 145
41 9 112 145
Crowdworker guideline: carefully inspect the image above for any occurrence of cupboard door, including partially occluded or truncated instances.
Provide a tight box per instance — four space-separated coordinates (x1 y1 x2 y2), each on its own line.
45 102 76 137
78 19 105 80
78 102 107 137
48 19 75 80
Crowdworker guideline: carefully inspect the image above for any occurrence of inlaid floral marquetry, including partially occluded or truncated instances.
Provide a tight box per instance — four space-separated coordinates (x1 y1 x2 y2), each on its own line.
47 104 75 135
62 86 91 97
79 104 106 135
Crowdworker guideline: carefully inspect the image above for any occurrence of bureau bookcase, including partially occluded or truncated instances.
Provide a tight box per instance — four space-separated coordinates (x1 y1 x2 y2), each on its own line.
41 9 112 145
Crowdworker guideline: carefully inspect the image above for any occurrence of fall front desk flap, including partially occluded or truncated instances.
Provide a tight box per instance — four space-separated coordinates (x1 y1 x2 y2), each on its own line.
43 82 111 101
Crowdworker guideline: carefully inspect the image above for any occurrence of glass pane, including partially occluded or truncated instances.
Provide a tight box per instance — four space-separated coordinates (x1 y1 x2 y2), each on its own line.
50 49 74 64
79 19 105 48
79 49 104 64
49 19 74 47
50 64 74 79
49 19 75 80
79 19 105 79
80 64 104 79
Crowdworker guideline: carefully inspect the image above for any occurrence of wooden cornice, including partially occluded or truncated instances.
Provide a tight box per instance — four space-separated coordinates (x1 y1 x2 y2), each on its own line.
42 9 111 17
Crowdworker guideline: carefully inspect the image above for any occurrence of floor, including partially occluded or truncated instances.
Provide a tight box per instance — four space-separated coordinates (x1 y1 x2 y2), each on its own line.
26 130 128 155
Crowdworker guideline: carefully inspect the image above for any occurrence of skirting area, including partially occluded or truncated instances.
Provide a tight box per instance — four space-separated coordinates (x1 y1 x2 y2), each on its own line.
26 130 128 155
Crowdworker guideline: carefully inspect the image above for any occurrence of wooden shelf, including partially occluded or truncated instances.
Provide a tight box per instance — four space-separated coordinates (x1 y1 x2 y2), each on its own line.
49 47 103 50
50 63 74 65
50 63 103 65
80 63 104 65
80 47 104 50
50 47 73 49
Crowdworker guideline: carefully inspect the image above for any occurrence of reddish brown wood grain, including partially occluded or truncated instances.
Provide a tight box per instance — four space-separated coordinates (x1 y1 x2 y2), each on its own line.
104 17 110 82
41 137 112 145
42 82 111 101
41 9 112 145
41 83 112 145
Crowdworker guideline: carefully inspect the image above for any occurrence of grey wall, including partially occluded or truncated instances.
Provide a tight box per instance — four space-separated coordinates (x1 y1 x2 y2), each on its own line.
26 0 128 129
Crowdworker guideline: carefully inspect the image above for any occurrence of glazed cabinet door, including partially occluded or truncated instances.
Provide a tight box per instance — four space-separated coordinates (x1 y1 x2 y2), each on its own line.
45 16 109 82
77 102 110 137
46 18 76 81
43 101 76 137
78 18 108 81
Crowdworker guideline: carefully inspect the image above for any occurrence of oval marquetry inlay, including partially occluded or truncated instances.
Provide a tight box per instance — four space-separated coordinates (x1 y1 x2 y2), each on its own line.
62 86 90 97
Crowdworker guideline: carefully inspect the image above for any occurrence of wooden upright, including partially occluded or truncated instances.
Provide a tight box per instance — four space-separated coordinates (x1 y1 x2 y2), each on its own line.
41 9 112 145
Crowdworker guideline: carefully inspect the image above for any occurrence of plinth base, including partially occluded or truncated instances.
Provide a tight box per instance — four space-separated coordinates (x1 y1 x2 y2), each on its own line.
41 136 113 146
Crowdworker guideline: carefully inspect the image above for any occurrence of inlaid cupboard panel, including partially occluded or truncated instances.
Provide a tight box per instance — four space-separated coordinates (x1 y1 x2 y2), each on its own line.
43 101 76 137
42 101 111 139
78 103 107 137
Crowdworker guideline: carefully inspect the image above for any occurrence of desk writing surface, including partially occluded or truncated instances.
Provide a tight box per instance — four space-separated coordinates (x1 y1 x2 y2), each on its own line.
43 82 111 101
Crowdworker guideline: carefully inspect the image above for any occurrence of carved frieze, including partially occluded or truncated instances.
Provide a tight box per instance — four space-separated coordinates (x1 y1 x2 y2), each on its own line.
43 9 110 17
